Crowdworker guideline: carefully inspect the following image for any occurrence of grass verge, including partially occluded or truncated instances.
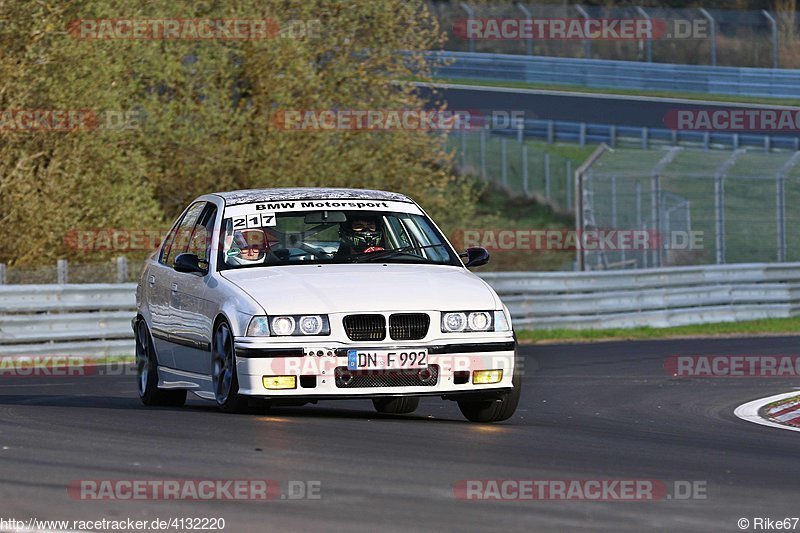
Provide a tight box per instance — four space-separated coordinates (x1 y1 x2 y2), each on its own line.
516 316 800 343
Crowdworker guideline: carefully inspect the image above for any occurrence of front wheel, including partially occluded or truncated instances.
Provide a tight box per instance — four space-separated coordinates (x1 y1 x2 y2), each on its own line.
135 320 186 407
372 396 420 414
457 371 521 423
211 321 247 413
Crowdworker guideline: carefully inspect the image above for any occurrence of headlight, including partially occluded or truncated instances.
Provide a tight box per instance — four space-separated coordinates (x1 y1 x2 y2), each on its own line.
298 315 324 335
271 316 296 336
246 316 271 337
442 312 467 332
246 315 331 337
468 311 492 331
441 311 495 333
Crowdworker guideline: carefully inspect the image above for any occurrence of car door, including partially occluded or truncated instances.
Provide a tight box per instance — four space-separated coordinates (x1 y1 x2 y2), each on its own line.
145 204 200 368
151 202 207 369
169 203 219 375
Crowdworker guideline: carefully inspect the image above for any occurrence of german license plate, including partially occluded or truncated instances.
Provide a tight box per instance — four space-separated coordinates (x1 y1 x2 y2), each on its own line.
347 349 428 371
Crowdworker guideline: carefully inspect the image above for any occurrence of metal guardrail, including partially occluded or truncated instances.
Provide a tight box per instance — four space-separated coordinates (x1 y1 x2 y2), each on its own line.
0 284 136 356
426 51 800 99
1 263 799 356
482 263 800 329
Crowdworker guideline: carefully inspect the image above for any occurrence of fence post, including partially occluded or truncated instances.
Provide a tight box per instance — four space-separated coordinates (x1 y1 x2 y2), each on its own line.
544 152 551 200
651 174 661 267
764 135 771 153
574 5 592 59
703 132 710 152
574 144 613 271
733 133 739 150
777 173 786 262
641 127 649 150
517 3 534 56
459 2 475 53
57 259 69 284
635 180 642 229
699 8 717 67
635 7 653 62
579 123 587 147
0 263 6 285
565 160 572 210
609 125 617 148
501 137 508 187
712 149 746 265
522 144 529 195
516 119 524 143
479 127 487 179
547 120 555 144
762 10 779 69
116 256 129 283
714 174 724 264
460 129 467 171
611 176 618 228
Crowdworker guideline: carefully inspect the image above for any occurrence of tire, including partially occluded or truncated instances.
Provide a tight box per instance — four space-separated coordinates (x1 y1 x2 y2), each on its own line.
135 319 186 407
457 370 521 423
211 321 247 413
372 396 420 414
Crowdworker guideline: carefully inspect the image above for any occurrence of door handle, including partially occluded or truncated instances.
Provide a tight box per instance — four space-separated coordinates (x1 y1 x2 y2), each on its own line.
171 283 178 292
148 275 156 285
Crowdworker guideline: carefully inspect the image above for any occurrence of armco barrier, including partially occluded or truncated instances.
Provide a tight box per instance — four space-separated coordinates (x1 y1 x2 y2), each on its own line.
481 263 800 329
423 51 800 99
1 263 799 356
0 284 137 356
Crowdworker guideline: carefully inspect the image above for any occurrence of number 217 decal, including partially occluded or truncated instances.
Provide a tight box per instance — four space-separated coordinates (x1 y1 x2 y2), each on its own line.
232 212 276 229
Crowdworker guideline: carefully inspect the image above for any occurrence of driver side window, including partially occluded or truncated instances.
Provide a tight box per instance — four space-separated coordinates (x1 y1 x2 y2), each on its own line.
160 202 206 267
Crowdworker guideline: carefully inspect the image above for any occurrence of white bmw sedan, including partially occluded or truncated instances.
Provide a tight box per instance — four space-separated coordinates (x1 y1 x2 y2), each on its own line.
134 188 521 422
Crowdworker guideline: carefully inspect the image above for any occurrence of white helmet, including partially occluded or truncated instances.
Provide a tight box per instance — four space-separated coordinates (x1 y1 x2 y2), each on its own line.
225 229 267 266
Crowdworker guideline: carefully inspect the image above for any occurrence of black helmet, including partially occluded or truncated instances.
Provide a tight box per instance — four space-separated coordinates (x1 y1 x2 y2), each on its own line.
339 216 383 252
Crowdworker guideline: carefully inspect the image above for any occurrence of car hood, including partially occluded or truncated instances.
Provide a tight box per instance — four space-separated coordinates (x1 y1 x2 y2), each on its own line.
219 264 499 314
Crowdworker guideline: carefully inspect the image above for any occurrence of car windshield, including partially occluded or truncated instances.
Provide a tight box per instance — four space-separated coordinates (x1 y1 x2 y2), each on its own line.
218 209 461 269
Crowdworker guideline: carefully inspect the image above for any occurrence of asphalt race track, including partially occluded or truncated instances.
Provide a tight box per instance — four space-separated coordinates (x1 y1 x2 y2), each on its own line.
419 82 799 129
1 336 799 532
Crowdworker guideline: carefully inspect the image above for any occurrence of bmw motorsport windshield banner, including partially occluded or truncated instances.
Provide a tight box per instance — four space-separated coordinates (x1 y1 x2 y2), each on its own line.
224 199 423 218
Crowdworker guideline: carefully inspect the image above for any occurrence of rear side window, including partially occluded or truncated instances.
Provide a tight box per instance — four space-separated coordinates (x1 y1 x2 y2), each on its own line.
159 202 206 266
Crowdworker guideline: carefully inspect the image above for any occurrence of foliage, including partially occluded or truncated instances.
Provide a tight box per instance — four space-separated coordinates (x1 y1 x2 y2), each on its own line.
0 0 477 266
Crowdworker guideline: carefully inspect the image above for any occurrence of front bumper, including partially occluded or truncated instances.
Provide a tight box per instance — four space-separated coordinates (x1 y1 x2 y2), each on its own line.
233 337 517 398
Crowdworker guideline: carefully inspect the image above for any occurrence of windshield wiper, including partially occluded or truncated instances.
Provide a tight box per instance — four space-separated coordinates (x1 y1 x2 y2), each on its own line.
349 244 449 263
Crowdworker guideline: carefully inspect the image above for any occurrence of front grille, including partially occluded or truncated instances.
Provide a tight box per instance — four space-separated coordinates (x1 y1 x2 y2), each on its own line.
389 313 430 340
343 314 386 341
334 365 439 388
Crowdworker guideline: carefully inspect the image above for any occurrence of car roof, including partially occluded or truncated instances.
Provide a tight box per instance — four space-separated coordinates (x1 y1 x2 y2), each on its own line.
213 187 415 206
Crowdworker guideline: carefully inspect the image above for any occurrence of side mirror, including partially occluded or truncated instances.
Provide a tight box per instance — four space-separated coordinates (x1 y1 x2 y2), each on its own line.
174 253 208 274
461 247 490 267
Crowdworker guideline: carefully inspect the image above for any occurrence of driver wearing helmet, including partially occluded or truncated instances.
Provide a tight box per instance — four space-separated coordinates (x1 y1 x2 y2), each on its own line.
224 228 267 266
337 215 385 256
